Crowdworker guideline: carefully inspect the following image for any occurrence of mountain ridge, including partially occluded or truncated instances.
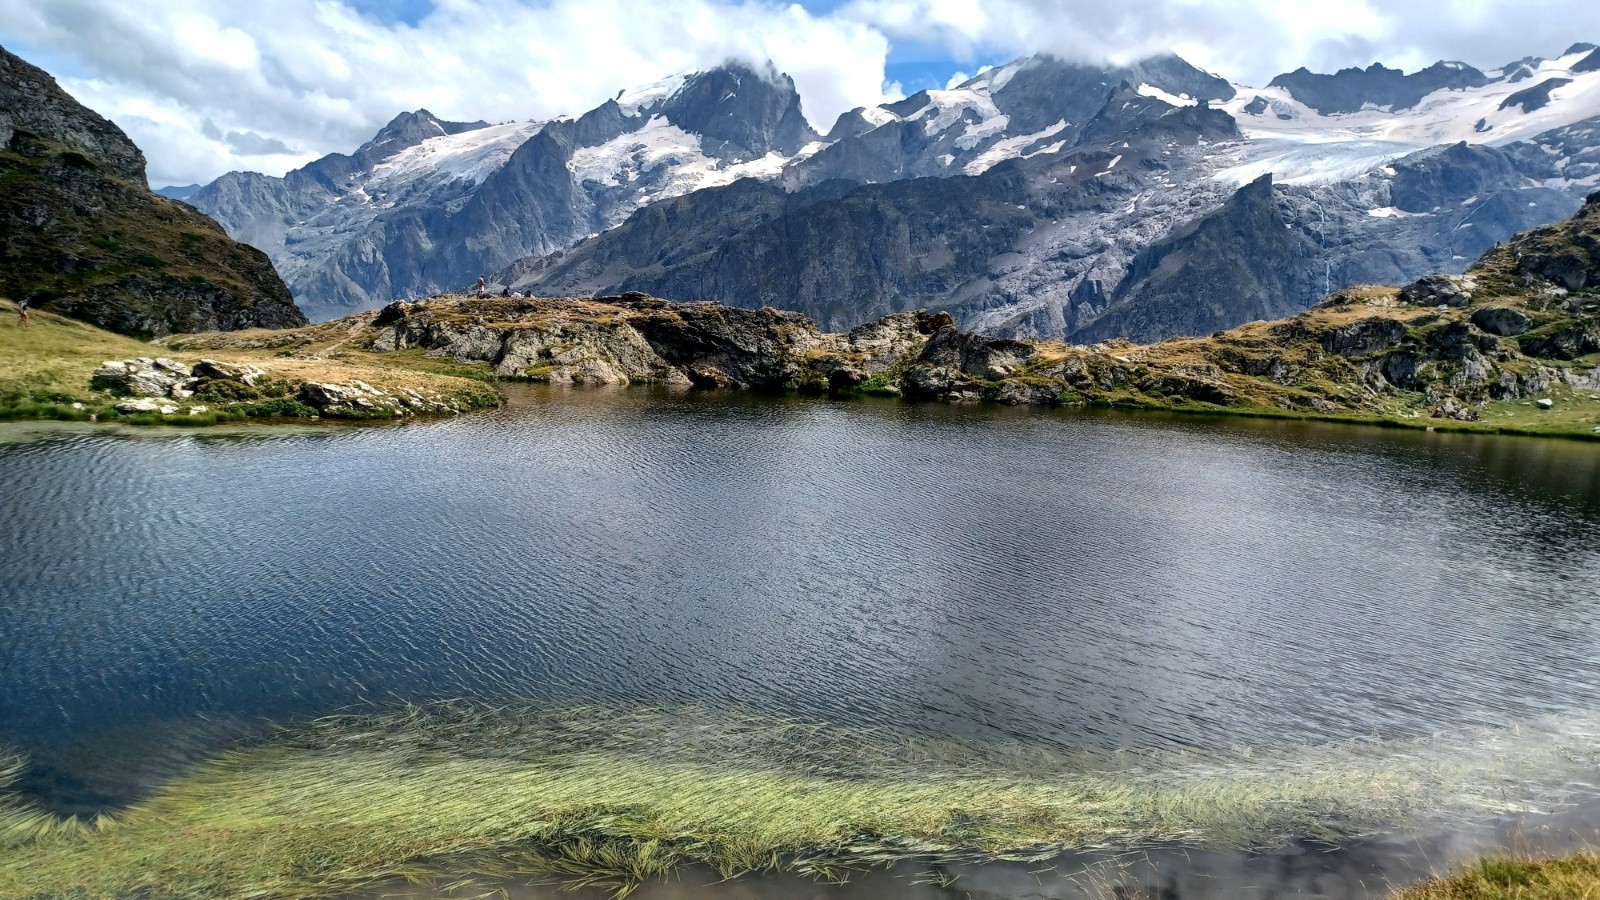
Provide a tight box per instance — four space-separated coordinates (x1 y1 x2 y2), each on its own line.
183 42 1600 343
0 44 305 336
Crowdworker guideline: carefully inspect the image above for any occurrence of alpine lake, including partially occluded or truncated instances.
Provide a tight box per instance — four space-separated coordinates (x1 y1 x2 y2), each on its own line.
2 384 1598 899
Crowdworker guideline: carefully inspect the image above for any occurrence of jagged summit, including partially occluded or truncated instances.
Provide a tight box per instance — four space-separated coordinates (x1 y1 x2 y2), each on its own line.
1267 60 1490 115
355 109 490 166
651 63 817 158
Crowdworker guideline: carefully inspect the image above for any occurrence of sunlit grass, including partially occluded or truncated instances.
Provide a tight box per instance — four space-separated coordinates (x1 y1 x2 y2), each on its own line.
1391 853 1600 899
2 703 1596 899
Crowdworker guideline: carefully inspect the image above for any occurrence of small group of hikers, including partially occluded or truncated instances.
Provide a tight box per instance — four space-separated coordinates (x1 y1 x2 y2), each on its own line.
473 276 522 299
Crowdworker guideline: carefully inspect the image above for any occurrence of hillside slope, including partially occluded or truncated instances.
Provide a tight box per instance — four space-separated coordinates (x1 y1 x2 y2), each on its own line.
0 45 305 336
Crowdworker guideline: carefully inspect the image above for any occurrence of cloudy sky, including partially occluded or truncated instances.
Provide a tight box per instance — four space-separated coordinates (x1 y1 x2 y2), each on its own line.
2 0 1593 187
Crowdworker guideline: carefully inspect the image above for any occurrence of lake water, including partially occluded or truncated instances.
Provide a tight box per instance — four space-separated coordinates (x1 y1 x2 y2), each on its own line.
2 386 1599 832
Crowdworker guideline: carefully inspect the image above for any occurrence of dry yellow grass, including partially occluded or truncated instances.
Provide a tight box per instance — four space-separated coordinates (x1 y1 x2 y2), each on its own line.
0 298 497 423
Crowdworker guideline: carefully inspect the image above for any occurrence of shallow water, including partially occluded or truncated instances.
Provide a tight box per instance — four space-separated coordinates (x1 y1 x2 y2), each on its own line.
1 386 1599 815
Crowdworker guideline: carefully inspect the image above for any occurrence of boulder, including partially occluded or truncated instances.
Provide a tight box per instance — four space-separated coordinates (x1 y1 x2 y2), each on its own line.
917 326 1038 380
193 359 266 385
92 358 187 396
298 382 353 409
372 301 412 328
1321 317 1407 356
1398 274 1472 307
1470 306 1532 336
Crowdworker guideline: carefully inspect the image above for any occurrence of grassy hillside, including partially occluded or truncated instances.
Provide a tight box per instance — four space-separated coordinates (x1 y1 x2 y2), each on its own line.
0 299 497 424
0 45 305 336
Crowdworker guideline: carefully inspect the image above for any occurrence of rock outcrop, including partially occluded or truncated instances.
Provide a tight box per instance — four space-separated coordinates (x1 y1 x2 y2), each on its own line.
0 45 305 336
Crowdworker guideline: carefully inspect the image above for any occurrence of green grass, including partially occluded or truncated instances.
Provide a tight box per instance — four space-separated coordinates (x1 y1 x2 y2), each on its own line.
0 300 499 425
1392 853 1600 899
2 703 1598 900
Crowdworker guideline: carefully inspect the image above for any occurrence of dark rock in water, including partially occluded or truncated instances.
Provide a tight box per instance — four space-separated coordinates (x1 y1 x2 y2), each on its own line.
1399 274 1474 307
1499 78 1573 114
1471 306 1532 336
1322 318 1409 356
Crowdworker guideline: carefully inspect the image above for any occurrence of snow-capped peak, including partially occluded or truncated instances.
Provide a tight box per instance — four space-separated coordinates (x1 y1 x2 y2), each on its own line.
615 73 690 117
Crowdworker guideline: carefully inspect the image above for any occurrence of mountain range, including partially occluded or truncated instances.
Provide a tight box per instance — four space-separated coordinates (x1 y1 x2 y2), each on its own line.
183 43 1600 342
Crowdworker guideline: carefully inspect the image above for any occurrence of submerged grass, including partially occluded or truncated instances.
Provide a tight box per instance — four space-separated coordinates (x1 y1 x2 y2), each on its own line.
2 703 1597 900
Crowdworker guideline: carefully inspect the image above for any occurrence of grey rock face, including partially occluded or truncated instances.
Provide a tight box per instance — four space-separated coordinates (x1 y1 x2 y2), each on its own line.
0 45 147 185
1470 306 1532 335
1322 318 1409 356
1400 274 1476 307
1073 174 1319 344
1268 61 1490 115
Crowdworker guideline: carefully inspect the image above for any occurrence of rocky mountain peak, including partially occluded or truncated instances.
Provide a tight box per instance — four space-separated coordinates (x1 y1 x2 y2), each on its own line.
353 108 490 167
0 44 148 185
656 61 817 158
1268 59 1490 115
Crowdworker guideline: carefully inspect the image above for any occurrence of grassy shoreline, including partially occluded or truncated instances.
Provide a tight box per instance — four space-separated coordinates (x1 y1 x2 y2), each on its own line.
1394 853 1600 899
3 297 1597 441
0 300 499 426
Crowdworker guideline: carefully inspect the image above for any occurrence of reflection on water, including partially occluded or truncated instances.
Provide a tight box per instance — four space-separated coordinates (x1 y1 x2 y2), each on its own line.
0 387 1598 817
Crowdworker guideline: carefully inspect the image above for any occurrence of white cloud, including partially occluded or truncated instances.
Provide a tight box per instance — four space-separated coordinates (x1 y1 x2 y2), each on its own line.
2 0 895 185
841 0 1596 86
2 0 1595 185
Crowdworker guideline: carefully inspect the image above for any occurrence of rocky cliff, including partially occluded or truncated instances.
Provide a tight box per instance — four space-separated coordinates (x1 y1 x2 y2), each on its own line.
0 46 305 336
